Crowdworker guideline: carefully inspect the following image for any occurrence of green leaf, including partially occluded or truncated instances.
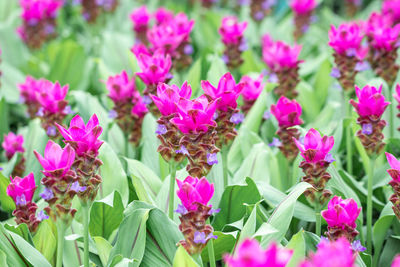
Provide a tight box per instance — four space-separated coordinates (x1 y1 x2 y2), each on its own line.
241 90 268 133
312 58 332 109
173 246 200 267
373 203 395 267
286 230 306 267
33 220 57 264
205 55 228 85
187 58 202 95
140 114 161 178
0 171 15 212
0 98 9 141
237 203 259 244
93 236 113 267
201 231 237 262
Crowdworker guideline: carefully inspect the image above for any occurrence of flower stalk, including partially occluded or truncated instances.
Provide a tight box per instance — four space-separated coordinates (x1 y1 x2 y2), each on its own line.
366 156 376 255
168 162 177 219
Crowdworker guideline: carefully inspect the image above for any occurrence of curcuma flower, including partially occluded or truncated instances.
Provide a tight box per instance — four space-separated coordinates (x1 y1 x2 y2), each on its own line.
7 173 42 232
224 238 293 267
262 34 303 98
240 74 265 114
80 0 118 24
290 0 317 41
130 6 150 44
271 96 303 161
321 196 361 242
328 22 367 91
176 176 217 255
219 16 248 69
349 85 389 156
385 152 400 219
393 255 400 267
2 132 26 177
294 128 334 206
249 0 275 22
383 0 400 24
18 76 43 118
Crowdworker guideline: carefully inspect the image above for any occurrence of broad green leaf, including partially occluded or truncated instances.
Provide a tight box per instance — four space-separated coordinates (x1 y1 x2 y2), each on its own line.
187 58 202 95
373 203 395 267
241 90 268 133
0 171 15 212
173 246 200 267
93 236 113 267
4 223 32 243
201 231 237 263
0 98 9 141
205 55 228 85
33 220 56 264
286 230 306 267
237 203 259 244
140 114 161 177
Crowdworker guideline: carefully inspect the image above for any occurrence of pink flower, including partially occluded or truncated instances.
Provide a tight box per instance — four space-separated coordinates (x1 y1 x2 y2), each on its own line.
56 114 103 157
240 75 265 101
2 132 25 160
394 84 400 104
383 0 400 23
105 70 136 104
392 255 400 267
173 13 195 41
299 238 356 267
18 76 41 103
328 23 367 60
171 95 217 134
20 0 62 23
176 176 214 211
151 82 192 116
262 34 303 72
131 94 148 118
290 0 317 15
365 12 400 51
270 96 303 128
349 85 390 118
321 196 361 230
135 50 172 86
130 6 150 31
147 23 186 55
293 128 334 162
36 80 69 114
131 43 151 58
34 140 76 176
224 239 293 267
201 73 244 112
219 16 248 45
154 7 174 25
385 152 400 183
6 173 37 205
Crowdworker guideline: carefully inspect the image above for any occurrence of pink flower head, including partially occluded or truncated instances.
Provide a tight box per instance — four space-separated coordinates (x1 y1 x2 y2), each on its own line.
151 81 192 116
154 7 174 25
240 74 265 101
383 0 400 23
349 85 389 118
224 239 293 267
173 13 195 41
36 80 69 114
299 238 356 267
270 96 303 127
56 114 103 157
135 50 172 86
392 255 400 267
6 173 37 205
105 70 136 104
34 140 75 176
262 34 303 72
394 84 400 105
171 95 217 134
385 152 400 183
130 6 150 31
2 132 25 160
18 76 41 103
290 0 317 15
219 16 247 45
321 196 361 229
328 23 367 60
365 12 394 35
147 23 186 56
130 43 151 58
201 73 244 112
131 93 148 118
294 128 334 162
20 0 62 23
176 176 214 211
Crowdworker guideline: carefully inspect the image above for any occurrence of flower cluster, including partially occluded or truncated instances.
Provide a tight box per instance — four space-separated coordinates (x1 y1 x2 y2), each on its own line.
224 238 293 267
240 74 265 114
383 0 400 24
349 85 389 156
2 132 26 177
219 16 248 69
290 0 317 41
79 0 118 23
271 96 303 162
104 70 148 146
262 34 303 98
328 22 367 91
385 153 400 220
130 6 150 44
294 128 334 206
17 0 62 49
175 176 217 255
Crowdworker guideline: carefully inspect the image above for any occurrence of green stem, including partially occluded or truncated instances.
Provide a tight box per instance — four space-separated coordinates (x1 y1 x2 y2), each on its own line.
389 87 394 139
168 162 177 219
124 133 129 158
81 202 90 267
344 92 353 174
207 220 216 267
56 221 66 267
367 157 376 255
222 145 229 189
315 202 321 237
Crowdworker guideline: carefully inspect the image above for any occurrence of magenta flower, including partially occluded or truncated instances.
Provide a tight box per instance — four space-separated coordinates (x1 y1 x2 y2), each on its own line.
130 6 150 32
135 50 172 86
224 239 293 267
147 24 186 56
201 73 244 112
394 84 400 104
36 80 69 114
20 0 62 23
328 23 367 60
173 13 195 41
294 128 334 163
56 114 103 157
349 85 389 118
383 0 400 23
366 13 400 51
131 43 151 58
299 238 356 267
290 0 317 15
219 16 248 45
322 196 361 230
240 75 265 101
176 176 214 211
131 94 149 118
386 152 400 183
270 96 303 128
34 141 76 176
151 82 192 116
105 70 136 104
6 173 36 205
171 95 217 134
154 7 174 25
18 76 41 103
2 132 25 160
392 255 400 267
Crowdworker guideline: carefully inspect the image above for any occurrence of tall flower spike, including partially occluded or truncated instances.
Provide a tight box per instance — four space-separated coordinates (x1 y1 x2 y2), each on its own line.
130 6 150 44
80 0 118 23
385 152 400 219
349 85 389 155
271 96 303 161
262 34 303 98
321 196 361 242
219 16 248 69
2 132 26 177
224 239 293 267
176 176 217 255
7 173 41 232
290 0 317 41
294 128 334 206
240 74 265 114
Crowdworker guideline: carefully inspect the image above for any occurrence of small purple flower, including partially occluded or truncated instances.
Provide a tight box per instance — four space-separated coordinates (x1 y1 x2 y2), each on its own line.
16 195 27 206
355 61 370 72
263 110 271 120
269 137 282 147
142 95 153 105
207 153 218 165
166 73 174 80
362 123 373 135
36 108 44 117
70 181 86 193
63 105 73 115
108 109 118 119
325 153 335 163
208 208 221 215
301 24 310 33
262 69 270 76
83 12 90 21
268 73 279 83
193 231 208 244
351 240 366 252
176 145 189 155
37 210 49 221
213 111 219 120
237 0 250 5
175 204 188 214
230 113 245 124
330 67 341 78
262 0 275 9
183 44 194 55
207 233 218 241
346 48 357 57
254 11 264 21
222 54 229 64
239 40 248 52
155 124 167 135
40 187 54 200
44 24 55 35
318 236 330 247
46 126 57 137
299 136 305 145
310 15 318 23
